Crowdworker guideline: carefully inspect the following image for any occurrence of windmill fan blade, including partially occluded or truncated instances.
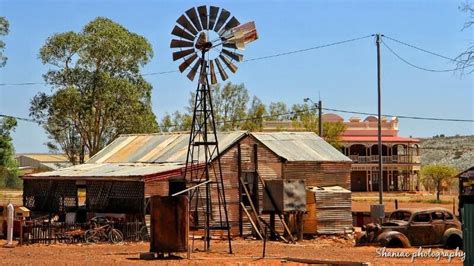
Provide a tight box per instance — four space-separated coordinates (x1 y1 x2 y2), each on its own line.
209 60 217 84
199 59 208 84
179 53 198 72
219 54 238 73
170 39 194 48
171 26 195 42
219 16 240 35
222 49 244 62
213 8 230 32
214 58 228 81
177 15 198 35
187 58 202 81
185 7 202 32
208 6 219 30
173 48 195 61
197 5 208 30
223 43 238 49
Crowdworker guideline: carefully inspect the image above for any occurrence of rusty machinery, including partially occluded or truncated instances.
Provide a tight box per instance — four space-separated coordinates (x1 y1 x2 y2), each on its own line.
170 6 258 253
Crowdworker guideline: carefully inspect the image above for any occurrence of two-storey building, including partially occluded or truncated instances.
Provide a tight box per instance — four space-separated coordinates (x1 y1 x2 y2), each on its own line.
323 113 420 192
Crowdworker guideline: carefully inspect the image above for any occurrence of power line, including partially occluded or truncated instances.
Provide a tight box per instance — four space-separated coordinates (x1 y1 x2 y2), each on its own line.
142 70 179 76
382 35 461 62
160 105 473 129
0 82 48 86
322 107 474 122
381 40 464 73
243 34 374 62
0 114 37 123
0 34 374 86
2 103 472 127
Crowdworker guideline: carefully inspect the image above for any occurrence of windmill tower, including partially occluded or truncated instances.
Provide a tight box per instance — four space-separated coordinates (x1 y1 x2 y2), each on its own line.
170 5 258 253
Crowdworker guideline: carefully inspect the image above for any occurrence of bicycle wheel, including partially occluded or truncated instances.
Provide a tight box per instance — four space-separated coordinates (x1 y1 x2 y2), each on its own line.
139 226 150 241
84 230 98 243
108 229 124 244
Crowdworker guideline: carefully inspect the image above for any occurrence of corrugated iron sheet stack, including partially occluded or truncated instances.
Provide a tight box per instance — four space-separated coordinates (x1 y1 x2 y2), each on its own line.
305 186 352 235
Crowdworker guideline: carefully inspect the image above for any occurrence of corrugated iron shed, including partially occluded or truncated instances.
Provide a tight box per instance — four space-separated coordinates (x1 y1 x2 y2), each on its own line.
251 132 351 162
88 131 247 164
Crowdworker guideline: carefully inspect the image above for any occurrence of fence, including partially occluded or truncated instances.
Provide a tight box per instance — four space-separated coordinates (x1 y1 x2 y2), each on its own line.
22 220 146 244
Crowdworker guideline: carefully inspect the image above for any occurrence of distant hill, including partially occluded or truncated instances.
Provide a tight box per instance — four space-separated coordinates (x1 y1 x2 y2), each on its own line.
420 135 474 171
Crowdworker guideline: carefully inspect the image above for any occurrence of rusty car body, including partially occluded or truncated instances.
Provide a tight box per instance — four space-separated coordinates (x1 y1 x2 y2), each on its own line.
357 207 463 249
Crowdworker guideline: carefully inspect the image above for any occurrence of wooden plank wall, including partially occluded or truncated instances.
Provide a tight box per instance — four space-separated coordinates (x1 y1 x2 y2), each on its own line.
283 161 352 190
209 135 284 236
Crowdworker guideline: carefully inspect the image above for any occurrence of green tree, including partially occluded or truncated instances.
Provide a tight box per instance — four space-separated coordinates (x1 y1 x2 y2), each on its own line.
30 17 158 161
0 117 21 188
421 164 458 201
288 103 346 148
213 83 249 130
242 96 267 131
322 121 347 148
0 16 9 67
177 82 250 131
290 103 318 132
159 111 192 132
268 102 290 121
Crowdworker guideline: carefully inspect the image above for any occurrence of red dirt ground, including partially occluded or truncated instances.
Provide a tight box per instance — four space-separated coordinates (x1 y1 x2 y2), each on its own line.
0 237 465 265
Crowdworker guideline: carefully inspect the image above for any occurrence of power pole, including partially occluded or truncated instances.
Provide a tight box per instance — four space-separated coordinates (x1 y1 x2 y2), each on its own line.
376 33 384 205
318 100 323 137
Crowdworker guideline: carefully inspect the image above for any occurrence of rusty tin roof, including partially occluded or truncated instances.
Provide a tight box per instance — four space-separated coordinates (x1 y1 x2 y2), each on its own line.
251 132 351 162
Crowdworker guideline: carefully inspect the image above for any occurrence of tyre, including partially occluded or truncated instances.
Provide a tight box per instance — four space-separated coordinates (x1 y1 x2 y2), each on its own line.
356 233 368 246
84 230 98 243
139 226 150 241
108 229 124 244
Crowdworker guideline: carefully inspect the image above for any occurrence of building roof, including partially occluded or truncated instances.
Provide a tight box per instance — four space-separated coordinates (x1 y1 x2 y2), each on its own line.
16 153 69 163
456 166 474 179
252 132 351 162
24 162 185 181
28 131 350 180
87 131 247 164
340 136 420 143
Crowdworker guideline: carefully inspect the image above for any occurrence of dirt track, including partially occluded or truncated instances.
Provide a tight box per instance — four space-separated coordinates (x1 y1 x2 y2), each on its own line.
0 238 465 265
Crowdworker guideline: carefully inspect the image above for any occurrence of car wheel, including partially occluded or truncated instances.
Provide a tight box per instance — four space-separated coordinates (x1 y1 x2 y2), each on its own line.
445 235 463 249
356 233 368 246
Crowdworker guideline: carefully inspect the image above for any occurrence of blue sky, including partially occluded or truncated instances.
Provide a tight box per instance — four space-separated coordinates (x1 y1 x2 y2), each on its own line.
0 0 473 153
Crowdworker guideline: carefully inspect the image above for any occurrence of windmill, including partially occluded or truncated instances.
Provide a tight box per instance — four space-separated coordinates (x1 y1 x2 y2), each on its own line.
170 5 258 253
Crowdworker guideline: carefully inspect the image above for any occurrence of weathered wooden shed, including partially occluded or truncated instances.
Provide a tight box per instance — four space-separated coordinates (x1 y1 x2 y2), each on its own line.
147 131 351 236
24 131 352 236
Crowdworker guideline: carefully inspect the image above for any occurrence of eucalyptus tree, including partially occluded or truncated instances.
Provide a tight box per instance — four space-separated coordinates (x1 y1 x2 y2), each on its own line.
0 117 20 188
30 17 157 162
0 16 8 67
